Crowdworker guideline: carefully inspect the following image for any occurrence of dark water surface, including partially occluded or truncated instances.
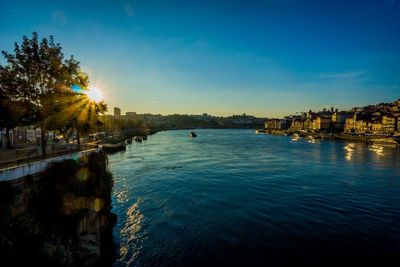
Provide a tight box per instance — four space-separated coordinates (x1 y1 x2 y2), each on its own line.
109 129 400 266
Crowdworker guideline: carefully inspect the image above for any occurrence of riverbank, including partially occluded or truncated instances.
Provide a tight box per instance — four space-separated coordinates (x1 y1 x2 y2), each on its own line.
258 129 400 148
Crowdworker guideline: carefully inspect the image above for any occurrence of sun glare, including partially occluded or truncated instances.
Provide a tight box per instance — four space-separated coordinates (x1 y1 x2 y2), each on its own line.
86 87 104 102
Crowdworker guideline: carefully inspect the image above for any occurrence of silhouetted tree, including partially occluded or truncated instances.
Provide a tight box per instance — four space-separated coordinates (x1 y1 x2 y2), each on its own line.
0 65 36 148
1 32 90 155
71 98 107 148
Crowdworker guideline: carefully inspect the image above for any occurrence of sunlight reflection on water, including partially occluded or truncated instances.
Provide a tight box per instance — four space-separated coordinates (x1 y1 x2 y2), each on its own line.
116 189 129 203
117 199 144 267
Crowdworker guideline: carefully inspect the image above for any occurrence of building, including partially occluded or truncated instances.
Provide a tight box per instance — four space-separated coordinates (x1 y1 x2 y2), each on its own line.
344 117 356 133
351 107 363 113
290 119 304 131
345 113 373 134
0 129 13 148
291 118 313 132
232 115 252 124
397 117 400 135
355 120 371 133
13 127 30 145
311 116 331 132
390 106 399 113
0 126 41 148
265 119 282 130
280 117 293 130
126 112 137 117
382 116 396 134
331 112 353 131
371 121 383 134
25 126 41 144
114 107 121 116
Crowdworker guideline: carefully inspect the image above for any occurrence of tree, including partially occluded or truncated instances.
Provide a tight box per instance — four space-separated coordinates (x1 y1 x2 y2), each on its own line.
56 95 107 148
1 32 89 155
0 65 36 148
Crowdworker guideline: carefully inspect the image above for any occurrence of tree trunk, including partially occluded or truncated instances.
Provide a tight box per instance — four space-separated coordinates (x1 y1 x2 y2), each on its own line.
77 128 81 151
5 127 12 149
41 124 47 157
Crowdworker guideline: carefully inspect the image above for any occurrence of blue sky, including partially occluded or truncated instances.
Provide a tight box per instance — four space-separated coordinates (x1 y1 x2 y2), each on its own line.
1 0 400 117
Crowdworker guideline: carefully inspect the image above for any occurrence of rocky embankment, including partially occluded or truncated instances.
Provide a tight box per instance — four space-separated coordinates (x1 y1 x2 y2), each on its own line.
0 150 116 266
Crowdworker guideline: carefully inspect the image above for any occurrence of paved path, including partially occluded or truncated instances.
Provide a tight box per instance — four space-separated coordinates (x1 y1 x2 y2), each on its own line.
0 147 101 181
0 143 96 170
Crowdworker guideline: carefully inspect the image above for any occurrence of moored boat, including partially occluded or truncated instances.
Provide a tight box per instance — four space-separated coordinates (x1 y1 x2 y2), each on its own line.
102 143 126 154
368 138 398 148
307 135 315 143
291 133 300 141
134 136 144 142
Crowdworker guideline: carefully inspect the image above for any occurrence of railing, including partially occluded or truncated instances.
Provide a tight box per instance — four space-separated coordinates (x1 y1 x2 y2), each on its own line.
0 146 101 181
0 143 98 171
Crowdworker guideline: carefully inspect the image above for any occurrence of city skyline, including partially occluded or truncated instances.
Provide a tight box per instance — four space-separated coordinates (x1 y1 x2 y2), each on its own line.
1 0 400 117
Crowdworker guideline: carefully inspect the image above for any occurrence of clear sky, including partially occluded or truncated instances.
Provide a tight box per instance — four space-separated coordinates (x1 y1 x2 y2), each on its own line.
1 0 399 117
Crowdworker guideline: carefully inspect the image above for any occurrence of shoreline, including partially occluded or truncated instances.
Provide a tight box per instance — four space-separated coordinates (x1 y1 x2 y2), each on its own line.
137 127 400 145
258 129 399 148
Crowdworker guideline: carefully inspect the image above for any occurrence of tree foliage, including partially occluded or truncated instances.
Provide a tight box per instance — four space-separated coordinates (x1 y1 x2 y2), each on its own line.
0 32 107 151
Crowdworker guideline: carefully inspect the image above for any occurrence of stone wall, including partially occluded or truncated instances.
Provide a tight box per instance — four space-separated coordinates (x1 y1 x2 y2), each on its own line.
0 150 116 266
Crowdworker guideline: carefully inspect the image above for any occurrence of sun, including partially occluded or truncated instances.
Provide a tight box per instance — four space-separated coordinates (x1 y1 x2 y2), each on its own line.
86 87 104 102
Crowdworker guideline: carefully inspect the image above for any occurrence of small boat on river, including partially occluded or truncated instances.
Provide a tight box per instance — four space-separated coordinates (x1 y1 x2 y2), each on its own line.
134 136 144 142
102 143 126 154
307 135 316 143
292 133 300 141
189 132 197 138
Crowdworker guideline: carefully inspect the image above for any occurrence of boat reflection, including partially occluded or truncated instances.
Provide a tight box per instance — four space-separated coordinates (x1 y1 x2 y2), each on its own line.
369 144 385 156
344 143 355 161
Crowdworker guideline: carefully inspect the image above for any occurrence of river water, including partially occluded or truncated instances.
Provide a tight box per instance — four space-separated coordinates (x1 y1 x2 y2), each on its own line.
109 129 400 266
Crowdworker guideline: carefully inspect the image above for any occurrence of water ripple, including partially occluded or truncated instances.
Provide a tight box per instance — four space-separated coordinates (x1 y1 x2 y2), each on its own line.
110 129 400 267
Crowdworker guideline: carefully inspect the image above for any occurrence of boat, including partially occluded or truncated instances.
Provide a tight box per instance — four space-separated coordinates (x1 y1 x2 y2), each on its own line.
291 133 300 141
368 138 398 148
307 135 315 143
189 131 197 138
134 136 143 142
126 138 132 144
102 143 126 154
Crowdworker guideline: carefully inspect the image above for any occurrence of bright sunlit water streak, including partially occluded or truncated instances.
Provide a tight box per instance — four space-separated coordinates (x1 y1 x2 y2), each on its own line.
109 129 400 267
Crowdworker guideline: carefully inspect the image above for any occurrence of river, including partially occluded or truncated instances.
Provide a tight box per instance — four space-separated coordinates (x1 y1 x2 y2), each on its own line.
109 129 400 266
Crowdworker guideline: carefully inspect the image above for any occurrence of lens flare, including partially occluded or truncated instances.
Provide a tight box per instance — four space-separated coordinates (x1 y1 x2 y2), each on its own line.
86 86 104 102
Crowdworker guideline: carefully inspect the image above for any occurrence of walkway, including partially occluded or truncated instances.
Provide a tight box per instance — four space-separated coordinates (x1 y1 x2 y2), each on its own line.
0 143 97 170
0 147 101 181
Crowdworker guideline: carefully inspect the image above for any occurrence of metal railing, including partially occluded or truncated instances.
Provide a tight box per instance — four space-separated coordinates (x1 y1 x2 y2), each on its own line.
0 143 98 170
